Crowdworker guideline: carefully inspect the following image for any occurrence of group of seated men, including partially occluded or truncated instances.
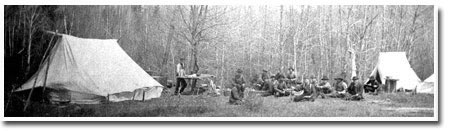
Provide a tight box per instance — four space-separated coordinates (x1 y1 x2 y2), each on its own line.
229 68 381 105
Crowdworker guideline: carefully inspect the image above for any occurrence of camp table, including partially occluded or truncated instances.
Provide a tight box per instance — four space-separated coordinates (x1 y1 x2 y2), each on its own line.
177 74 216 95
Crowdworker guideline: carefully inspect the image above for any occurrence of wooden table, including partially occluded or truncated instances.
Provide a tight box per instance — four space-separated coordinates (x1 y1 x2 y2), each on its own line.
177 74 215 95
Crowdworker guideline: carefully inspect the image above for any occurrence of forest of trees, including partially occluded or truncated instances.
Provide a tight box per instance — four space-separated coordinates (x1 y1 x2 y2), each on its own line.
4 5 434 91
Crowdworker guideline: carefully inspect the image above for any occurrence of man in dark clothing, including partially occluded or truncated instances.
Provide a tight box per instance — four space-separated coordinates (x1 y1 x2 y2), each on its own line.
174 58 187 95
286 67 297 88
260 69 271 91
232 69 246 90
229 83 245 105
229 69 246 105
364 76 381 95
346 76 364 101
261 74 277 97
293 78 317 102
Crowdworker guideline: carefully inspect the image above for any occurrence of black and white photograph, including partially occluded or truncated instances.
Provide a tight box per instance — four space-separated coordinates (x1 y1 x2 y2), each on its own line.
1 2 440 122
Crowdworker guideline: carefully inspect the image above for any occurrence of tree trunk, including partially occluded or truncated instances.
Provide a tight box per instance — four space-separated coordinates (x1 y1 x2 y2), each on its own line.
349 47 357 78
191 42 200 92
26 23 33 77
279 5 284 72
162 25 175 76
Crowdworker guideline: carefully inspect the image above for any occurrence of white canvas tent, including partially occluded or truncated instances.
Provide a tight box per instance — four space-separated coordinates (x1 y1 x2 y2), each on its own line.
416 74 435 94
368 52 421 91
16 34 163 104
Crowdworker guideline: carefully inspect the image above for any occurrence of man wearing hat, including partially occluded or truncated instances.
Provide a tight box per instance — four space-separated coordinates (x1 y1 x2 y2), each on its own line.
293 78 317 102
316 76 332 98
232 69 246 90
364 76 380 95
273 73 291 97
286 67 297 88
229 69 246 105
346 76 364 101
329 76 348 98
174 58 187 95
260 73 281 97
260 69 271 91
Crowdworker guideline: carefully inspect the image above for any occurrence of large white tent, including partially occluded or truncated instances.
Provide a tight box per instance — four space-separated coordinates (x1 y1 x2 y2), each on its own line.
416 74 435 94
16 34 163 104
368 52 421 91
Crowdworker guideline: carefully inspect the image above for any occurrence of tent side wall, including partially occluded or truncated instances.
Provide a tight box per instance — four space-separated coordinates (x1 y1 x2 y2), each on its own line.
416 73 435 94
416 82 434 94
367 52 422 90
17 34 164 103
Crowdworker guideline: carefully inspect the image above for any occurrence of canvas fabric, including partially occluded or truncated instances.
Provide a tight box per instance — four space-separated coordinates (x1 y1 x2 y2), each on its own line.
17 34 163 103
368 52 421 90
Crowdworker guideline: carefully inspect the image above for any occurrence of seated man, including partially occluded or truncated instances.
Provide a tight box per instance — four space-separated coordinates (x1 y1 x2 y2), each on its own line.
261 74 278 97
293 78 317 102
273 74 291 97
229 82 245 105
206 77 220 96
253 75 264 90
260 69 271 91
229 69 245 105
364 76 380 95
329 76 347 98
346 76 364 101
316 76 332 98
285 67 297 88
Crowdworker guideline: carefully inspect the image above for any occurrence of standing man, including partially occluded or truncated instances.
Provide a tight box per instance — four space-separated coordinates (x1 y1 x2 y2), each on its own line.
316 76 332 98
174 58 187 95
293 78 317 102
364 76 380 95
346 76 364 101
229 69 246 105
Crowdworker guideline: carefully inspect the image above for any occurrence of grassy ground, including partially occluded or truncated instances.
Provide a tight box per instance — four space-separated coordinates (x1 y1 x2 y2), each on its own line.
5 89 434 117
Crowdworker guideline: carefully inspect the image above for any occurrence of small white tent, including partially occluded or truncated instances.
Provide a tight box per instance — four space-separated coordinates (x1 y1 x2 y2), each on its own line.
16 34 163 104
416 74 435 94
368 52 421 91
